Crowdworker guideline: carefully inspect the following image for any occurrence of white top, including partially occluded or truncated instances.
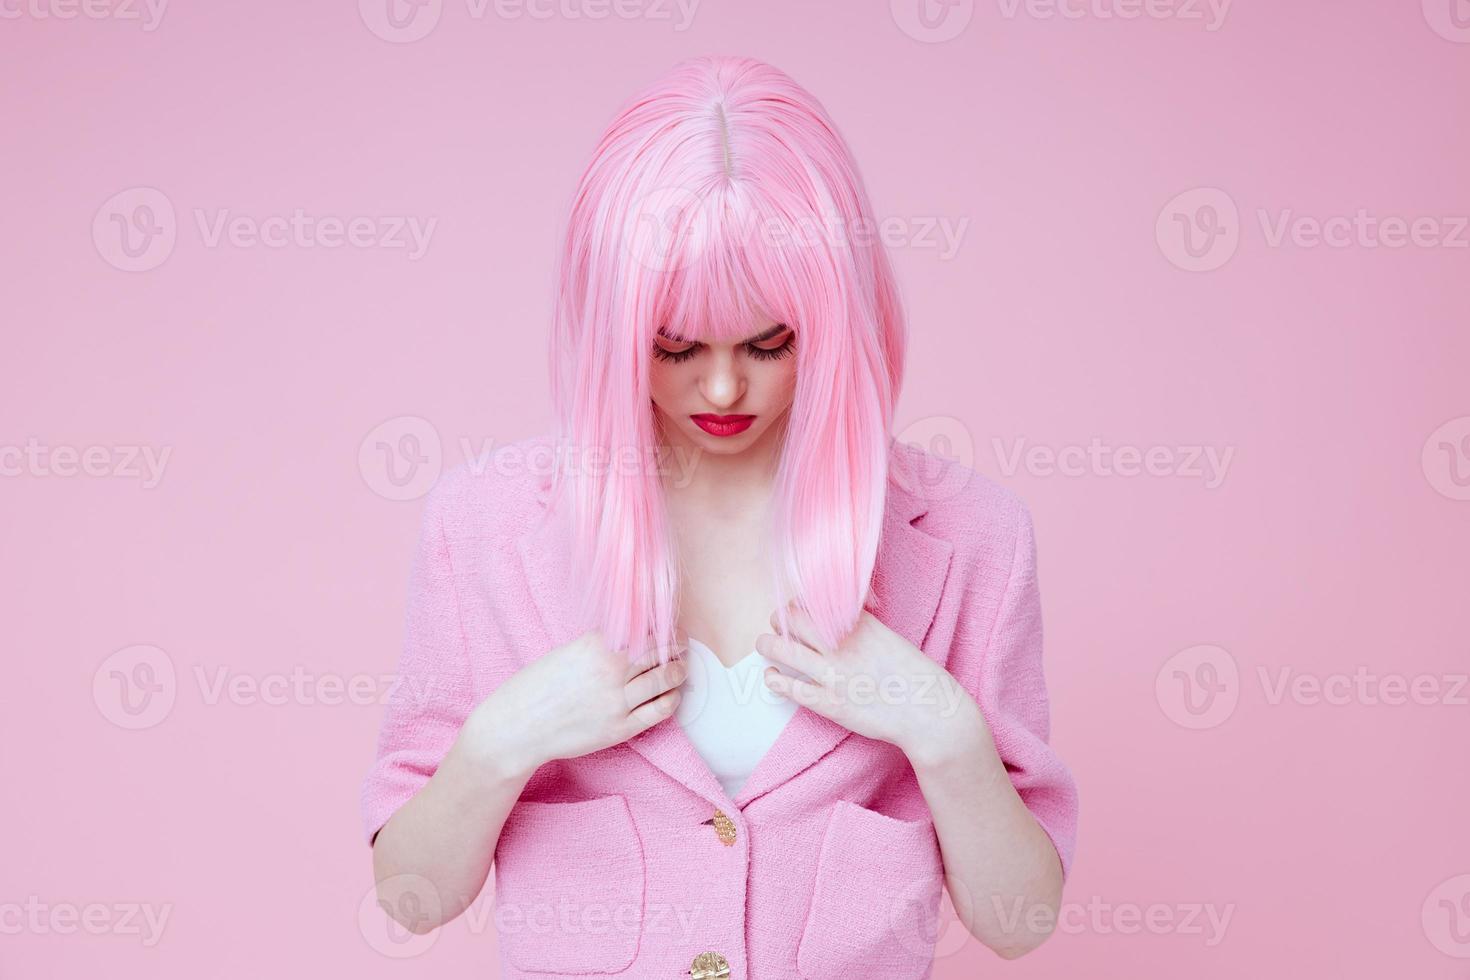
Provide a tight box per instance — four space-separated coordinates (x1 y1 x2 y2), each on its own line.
672 636 801 800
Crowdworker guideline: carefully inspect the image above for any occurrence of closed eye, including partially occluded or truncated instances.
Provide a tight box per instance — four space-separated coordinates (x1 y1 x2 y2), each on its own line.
744 333 795 361
652 326 795 363
652 340 702 363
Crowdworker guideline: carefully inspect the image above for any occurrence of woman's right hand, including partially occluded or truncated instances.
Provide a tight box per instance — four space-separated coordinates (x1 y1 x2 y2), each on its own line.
456 631 688 779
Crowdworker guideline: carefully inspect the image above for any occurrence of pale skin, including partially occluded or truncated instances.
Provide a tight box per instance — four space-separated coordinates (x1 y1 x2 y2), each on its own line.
372 316 1063 956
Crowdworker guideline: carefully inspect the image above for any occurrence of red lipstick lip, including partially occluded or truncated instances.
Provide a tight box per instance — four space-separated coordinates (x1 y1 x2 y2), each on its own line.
691 413 756 437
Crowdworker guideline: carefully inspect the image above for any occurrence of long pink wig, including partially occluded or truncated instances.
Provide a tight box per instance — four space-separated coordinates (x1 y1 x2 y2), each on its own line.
545 54 908 665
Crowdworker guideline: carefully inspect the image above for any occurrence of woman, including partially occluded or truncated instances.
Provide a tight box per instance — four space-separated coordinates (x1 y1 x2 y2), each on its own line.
361 54 1078 979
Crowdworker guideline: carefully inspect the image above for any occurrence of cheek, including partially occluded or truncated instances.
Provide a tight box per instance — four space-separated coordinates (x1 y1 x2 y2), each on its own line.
648 362 687 407
760 360 799 407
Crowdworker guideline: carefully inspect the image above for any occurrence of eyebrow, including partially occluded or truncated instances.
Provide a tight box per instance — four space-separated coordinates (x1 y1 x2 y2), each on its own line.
745 323 790 343
658 323 790 344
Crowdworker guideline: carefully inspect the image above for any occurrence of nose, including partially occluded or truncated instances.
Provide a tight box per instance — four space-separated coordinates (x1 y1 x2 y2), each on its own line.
698 348 745 408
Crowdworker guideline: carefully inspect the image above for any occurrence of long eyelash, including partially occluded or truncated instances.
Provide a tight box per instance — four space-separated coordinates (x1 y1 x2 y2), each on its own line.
651 337 795 363
652 342 702 363
745 337 795 361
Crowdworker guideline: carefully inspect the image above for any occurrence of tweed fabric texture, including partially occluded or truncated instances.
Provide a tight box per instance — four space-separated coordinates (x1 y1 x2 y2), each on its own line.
361 434 1079 979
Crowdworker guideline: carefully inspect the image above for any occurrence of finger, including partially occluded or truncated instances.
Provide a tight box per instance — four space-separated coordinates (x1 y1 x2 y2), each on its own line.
624 647 660 681
763 666 830 713
770 601 830 656
624 635 686 681
624 656 687 712
626 686 681 735
755 631 825 682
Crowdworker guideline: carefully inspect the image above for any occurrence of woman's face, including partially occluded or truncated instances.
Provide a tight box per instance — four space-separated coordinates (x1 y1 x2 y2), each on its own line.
649 318 797 454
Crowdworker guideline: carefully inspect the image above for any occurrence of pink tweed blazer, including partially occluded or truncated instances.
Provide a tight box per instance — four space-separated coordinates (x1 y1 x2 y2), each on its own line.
361 434 1078 980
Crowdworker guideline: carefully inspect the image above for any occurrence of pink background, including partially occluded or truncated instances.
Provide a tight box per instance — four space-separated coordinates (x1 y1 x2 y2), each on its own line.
4 1 1468 976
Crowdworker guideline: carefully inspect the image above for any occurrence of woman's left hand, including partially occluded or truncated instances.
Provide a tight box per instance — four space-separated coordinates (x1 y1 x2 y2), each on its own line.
755 601 986 759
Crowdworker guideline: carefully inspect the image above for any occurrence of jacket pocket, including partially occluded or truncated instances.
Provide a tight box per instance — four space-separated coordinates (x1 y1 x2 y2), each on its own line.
795 799 946 980
493 794 645 974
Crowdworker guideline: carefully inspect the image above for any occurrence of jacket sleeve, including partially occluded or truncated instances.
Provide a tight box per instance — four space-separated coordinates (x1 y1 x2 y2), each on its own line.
948 497 1079 882
359 476 479 847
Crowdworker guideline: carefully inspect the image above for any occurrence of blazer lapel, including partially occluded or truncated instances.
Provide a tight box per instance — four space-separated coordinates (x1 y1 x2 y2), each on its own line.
731 475 954 808
513 463 955 811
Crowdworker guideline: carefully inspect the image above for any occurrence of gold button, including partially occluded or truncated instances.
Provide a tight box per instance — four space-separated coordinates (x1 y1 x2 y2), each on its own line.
701 808 739 845
690 950 730 979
